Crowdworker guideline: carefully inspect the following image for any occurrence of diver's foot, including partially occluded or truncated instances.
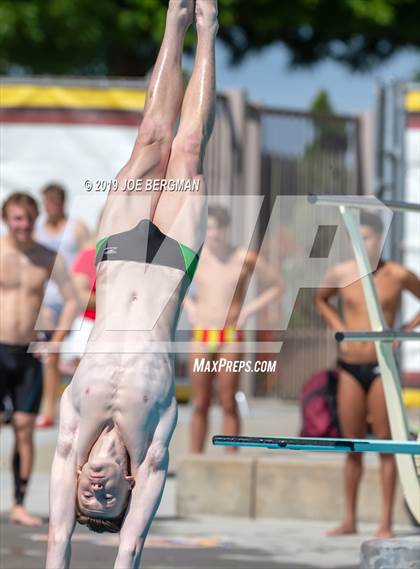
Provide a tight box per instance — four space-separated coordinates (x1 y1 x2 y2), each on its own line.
168 0 195 33
327 522 357 536
374 526 394 539
195 0 218 33
9 505 42 527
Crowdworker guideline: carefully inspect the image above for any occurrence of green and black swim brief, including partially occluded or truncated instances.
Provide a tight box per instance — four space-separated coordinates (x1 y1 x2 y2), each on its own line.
96 219 200 281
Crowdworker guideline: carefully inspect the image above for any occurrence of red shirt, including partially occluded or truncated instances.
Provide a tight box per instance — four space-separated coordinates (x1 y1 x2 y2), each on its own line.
72 247 96 320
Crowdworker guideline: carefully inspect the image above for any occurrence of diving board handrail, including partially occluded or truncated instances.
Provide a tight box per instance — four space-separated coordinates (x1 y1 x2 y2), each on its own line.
308 194 420 213
335 331 420 342
313 201 420 523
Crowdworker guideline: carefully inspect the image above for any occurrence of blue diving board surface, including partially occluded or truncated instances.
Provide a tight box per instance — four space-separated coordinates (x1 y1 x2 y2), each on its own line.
212 435 420 455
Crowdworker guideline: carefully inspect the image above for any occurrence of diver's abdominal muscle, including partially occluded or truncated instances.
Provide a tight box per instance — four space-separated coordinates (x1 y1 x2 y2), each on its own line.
95 263 185 334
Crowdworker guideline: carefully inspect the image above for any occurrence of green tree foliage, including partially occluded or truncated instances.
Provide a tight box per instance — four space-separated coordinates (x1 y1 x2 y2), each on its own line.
310 90 334 114
308 89 348 155
411 68 420 82
287 88 351 328
1 0 419 76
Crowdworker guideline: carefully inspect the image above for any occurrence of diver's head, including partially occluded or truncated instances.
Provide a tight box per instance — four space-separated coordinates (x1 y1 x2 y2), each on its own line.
76 458 134 533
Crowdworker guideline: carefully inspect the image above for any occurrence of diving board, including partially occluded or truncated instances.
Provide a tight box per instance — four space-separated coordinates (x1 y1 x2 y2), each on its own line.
213 435 420 455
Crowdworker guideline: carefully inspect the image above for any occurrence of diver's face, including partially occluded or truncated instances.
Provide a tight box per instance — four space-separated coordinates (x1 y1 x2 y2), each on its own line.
77 459 132 518
206 216 226 248
361 225 382 261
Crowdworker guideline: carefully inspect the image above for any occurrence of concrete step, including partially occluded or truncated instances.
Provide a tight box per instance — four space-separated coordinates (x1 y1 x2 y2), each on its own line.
361 536 420 569
177 455 415 525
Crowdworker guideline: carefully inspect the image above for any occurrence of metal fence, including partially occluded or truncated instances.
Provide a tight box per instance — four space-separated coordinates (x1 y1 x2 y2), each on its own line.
258 106 362 199
203 95 364 399
256 106 363 399
203 95 238 198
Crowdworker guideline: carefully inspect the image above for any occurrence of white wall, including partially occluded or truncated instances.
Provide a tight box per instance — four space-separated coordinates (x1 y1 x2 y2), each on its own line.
402 127 420 374
0 123 138 232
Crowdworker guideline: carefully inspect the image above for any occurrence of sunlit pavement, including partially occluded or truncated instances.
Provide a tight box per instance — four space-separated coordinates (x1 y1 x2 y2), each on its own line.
4 513 413 569
1 400 418 568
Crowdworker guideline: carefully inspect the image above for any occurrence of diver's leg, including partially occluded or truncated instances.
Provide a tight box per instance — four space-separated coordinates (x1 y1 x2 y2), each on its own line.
100 0 194 236
152 0 218 250
126 0 194 179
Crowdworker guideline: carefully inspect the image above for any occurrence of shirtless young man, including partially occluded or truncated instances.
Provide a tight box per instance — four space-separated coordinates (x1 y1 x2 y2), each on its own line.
185 205 283 453
0 192 79 526
46 2 217 568
315 211 420 538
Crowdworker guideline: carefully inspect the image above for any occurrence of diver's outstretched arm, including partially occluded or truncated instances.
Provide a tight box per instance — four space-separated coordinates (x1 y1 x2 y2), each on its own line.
114 399 177 569
46 388 79 569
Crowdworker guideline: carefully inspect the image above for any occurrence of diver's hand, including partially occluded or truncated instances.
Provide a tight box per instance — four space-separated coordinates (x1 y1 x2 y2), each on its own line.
46 535 71 569
114 548 133 569
114 539 145 569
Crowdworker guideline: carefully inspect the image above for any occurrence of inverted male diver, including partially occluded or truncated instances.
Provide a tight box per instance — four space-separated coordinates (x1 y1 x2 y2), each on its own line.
46 1 217 567
316 211 420 538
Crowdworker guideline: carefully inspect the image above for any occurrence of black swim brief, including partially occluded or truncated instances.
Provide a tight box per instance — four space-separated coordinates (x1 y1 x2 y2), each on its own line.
337 360 381 393
0 343 43 414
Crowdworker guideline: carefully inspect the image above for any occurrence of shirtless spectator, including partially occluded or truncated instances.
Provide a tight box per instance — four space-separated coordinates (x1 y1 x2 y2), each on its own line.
69 239 97 363
185 205 283 453
60 221 100 372
315 210 420 538
0 192 79 526
35 183 90 427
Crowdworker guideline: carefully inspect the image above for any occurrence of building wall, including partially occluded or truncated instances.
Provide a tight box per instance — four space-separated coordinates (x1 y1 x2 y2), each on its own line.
403 89 420 382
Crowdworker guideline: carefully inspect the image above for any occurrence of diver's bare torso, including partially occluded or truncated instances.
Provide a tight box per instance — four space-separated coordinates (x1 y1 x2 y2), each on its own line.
71 351 174 469
70 265 181 471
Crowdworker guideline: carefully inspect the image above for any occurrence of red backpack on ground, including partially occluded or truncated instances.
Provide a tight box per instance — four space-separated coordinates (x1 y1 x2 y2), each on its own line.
299 369 341 438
